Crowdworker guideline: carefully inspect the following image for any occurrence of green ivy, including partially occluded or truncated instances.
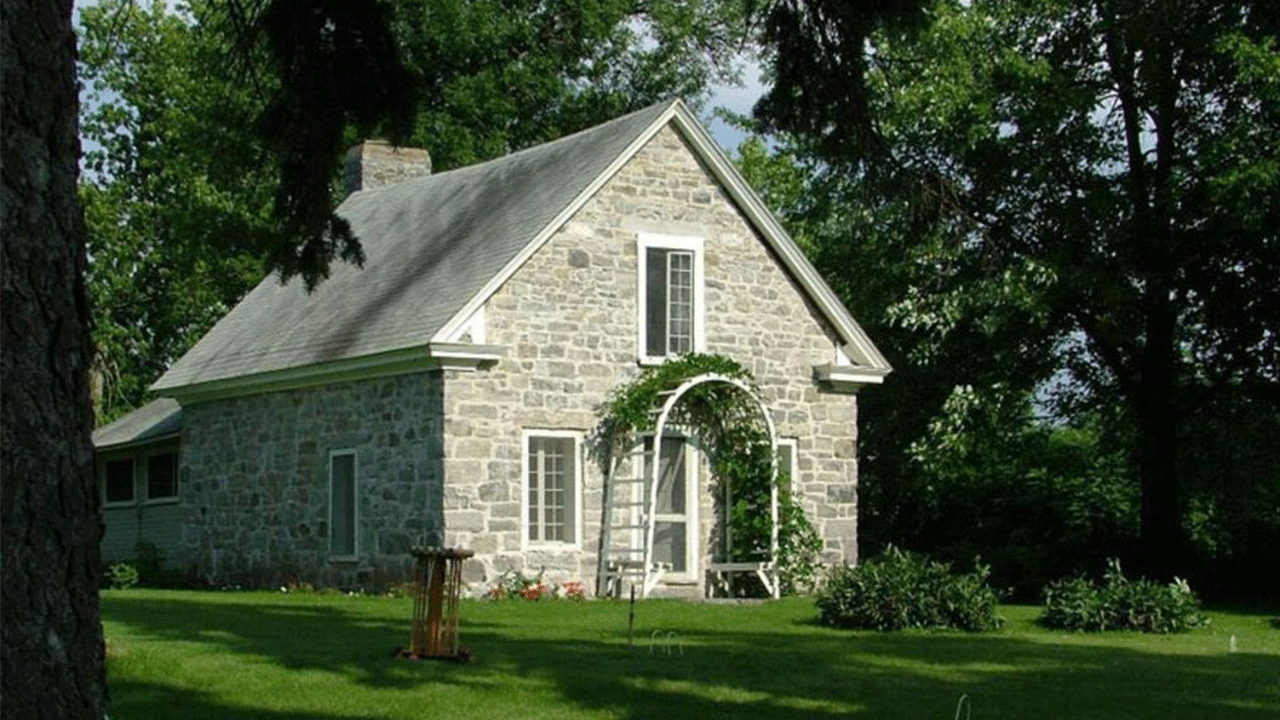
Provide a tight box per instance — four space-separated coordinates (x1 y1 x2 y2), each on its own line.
598 353 822 595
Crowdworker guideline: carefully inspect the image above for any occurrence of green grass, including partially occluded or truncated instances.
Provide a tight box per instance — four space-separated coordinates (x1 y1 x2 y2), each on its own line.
102 589 1280 719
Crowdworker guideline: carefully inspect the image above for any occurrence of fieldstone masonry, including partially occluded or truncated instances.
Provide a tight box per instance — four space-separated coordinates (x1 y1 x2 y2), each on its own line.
442 125 859 591
177 372 445 587
175 123 860 593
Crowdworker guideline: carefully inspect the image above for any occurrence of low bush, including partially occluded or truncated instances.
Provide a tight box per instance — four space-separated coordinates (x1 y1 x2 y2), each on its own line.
1041 559 1208 633
106 562 140 590
815 546 1003 631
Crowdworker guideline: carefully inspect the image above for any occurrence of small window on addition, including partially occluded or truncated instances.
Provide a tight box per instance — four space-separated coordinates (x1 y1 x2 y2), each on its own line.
146 452 178 501
104 458 135 505
525 434 579 545
330 451 357 557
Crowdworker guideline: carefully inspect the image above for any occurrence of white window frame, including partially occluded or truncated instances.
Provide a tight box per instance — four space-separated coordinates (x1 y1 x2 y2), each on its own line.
521 429 583 549
142 448 180 505
101 455 137 508
328 449 359 560
637 233 705 365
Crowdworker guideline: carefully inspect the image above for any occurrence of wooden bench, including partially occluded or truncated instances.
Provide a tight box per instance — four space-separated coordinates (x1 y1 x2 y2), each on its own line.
707 561 778 599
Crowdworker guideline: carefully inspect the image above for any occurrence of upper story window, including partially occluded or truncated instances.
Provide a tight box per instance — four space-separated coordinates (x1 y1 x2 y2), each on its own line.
146 451 178 502
103 458 135 505
638 233 704 363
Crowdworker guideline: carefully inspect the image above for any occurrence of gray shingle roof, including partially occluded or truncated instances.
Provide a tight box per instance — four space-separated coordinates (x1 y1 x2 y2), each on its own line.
152 100 674 391
93 398 183 450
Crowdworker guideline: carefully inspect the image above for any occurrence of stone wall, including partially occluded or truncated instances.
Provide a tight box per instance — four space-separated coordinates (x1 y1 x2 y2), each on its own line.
177 372 445 588
441 125 859 593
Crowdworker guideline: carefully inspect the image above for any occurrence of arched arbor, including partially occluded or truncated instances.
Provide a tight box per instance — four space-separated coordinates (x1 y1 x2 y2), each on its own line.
595 372 780 598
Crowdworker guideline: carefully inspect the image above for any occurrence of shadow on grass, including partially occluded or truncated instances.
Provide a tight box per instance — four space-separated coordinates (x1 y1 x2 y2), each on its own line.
109 680 377 720
104 593 1280 720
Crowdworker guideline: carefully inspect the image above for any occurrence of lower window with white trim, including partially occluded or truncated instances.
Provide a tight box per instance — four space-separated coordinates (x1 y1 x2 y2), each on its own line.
524 432 580 546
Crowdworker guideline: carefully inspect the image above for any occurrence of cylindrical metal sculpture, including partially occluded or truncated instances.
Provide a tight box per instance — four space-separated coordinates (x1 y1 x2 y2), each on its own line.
405 546 474 660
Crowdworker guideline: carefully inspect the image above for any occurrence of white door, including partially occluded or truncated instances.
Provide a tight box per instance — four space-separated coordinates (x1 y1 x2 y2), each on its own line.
646 436 698 582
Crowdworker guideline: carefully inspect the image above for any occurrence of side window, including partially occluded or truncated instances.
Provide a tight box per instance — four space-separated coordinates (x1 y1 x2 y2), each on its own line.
104 458 135 505
525 433 579 545
638 234 703 362
146 452 178 501
330 451 357 557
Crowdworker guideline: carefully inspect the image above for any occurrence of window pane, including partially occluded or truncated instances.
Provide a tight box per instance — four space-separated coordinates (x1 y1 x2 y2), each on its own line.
667 251 694 354
146 453 177 499
645 248 668 356
648 437 686 514
652 521 687 572
528 436 576 543
105 459 134 503
330 453 356 556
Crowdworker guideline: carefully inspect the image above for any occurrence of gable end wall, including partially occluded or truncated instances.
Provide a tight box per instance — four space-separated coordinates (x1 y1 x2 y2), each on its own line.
441 125 859 590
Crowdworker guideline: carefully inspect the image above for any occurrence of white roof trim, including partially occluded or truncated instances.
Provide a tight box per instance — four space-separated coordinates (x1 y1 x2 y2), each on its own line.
813 363 891 393
432 102 683 344
431 98 891 375
156 343 504 403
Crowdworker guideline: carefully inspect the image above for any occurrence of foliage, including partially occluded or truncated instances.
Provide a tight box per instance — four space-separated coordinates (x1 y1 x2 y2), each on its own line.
79 0 274 423
598 353 822 595
392 0 748 170
487 568 549 600
485 570 587 600
749 0 1280 586
106 563 140 591
1042 560 1209 634
815 546 1003 632
598 353 754 440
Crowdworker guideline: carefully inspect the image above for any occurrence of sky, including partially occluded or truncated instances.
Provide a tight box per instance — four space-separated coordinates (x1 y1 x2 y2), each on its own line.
704 60 768 154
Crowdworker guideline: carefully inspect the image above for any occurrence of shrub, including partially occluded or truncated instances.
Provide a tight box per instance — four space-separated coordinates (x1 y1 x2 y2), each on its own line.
815 546 1003 631
107 562 139 590
1041 559 1208 633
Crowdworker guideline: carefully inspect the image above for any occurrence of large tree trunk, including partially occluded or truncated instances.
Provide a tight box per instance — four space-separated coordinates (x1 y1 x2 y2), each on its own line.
2 0 107 716
1134 290 1183 580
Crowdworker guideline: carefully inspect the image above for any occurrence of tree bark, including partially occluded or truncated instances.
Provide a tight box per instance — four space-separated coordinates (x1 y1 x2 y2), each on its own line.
1134 296 1183 579
2 0 107 716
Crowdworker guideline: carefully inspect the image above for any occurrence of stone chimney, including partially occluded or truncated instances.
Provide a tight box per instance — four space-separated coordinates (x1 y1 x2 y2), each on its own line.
344 140 431 196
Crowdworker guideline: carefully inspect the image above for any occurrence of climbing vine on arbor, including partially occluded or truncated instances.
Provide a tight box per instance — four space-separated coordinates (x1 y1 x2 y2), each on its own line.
597 353 823 595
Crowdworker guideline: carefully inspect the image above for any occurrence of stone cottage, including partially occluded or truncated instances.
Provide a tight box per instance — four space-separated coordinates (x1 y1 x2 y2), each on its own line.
94 99 891 595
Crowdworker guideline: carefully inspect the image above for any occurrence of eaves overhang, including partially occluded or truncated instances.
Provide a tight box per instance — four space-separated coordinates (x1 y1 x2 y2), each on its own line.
813 363 892 394
152 343 504 404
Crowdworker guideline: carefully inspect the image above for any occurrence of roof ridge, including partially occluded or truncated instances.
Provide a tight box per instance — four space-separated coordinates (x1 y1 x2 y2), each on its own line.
346 99 680 200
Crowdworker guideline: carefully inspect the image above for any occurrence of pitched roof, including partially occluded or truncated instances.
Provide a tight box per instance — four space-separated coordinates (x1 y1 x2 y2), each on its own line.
92 398 183 450
153 99 889 397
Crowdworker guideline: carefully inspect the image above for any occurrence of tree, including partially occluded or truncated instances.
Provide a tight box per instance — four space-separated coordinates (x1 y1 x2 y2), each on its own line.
2 0 107 713
4 0 419 711
80 0 277 422
752 0 1280 579
79 0 750 421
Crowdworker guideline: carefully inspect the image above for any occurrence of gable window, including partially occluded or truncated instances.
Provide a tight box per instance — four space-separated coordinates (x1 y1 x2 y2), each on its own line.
524 432 580 545
330 450 358 557
104 458 135 505
638 234 704 363
146 452 178 501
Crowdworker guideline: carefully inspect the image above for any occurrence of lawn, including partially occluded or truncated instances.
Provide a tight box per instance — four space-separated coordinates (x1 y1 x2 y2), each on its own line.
102 589 1279 720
